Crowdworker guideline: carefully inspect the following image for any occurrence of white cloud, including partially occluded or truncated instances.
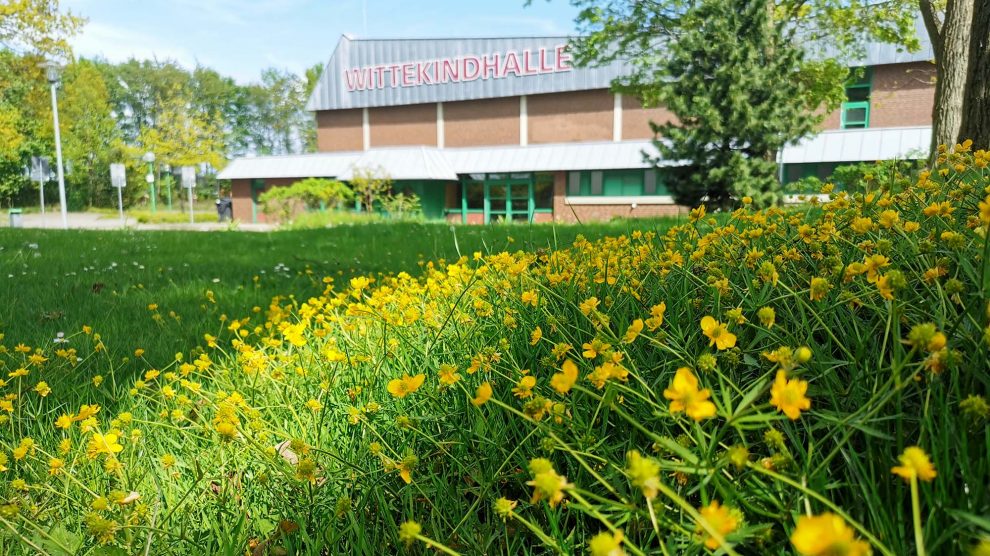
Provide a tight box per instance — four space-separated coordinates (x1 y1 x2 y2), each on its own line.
70 21 199 67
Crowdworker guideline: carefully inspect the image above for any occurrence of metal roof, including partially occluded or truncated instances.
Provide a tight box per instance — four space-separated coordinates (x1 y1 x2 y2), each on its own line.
780 126 931 164
336 147 458 180
218 128 929 182
308 15 934 112
218 141 660 181
216 153 358 180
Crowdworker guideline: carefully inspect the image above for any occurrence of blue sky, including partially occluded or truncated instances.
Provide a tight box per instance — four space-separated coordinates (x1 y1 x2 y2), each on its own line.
63 0 582 83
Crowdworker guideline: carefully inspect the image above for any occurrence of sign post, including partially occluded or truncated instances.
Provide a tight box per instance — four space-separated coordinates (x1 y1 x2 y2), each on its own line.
110 163 126 225
30 156 51 217
181 166 196 224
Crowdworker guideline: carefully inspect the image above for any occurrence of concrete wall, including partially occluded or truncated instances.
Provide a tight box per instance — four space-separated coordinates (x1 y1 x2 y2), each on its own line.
316 109 363 151
528 90 613 144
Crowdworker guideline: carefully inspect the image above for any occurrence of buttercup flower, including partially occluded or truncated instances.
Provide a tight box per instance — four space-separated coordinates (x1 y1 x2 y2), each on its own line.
386 374 425 398
700 316 736 350
892 446 936 482
770 370 811 420
664 367 716 421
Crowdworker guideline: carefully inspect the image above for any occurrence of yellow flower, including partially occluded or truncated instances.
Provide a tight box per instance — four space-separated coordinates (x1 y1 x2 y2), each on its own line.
526 458 571 507
530 326 542 345
791 513 872 556
579 297 600 316
398 520 421 546
437 364 461 386
697 500 739 550
55 413 74 429
588 530 626 556
33 381 51 397
622 319 644 343
471 382 492 406
645 302 666 330
700 316 736 350
770 370 811 420
386 374 425 399
86 433 123 459
520 290 538 307
757 306 775 328
625 450 661 500
550 359 579 394
134 348 145 358
304 399 323 412
891 446 937 482
512 375 537 399
48 458 64 476
809 277 831 301
663 367 716 421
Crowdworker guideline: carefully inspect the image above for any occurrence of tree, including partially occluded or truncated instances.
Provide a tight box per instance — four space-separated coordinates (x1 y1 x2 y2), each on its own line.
958 0 989 148
567 0 920 124
58 60 123 207
0 0 83 57
920 0 974 153
134 88 226 171
644 0 816 208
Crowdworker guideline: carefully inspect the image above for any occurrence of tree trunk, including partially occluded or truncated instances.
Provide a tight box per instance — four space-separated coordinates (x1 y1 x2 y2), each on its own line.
922 0 974 154
959 0 990 149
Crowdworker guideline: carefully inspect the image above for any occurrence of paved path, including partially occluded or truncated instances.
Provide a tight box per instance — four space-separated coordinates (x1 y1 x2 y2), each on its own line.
4 212 275 232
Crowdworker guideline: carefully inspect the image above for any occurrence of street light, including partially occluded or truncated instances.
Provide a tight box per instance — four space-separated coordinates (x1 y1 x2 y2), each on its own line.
143 151 156 213
41 61 68 229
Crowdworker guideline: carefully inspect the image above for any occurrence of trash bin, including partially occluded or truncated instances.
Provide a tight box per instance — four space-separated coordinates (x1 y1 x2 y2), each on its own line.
8 208 22 228
215 198 233 222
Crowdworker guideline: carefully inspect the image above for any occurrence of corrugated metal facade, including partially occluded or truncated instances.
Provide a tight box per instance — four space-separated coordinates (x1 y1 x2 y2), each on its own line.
306 36 633 111
307 16 935 112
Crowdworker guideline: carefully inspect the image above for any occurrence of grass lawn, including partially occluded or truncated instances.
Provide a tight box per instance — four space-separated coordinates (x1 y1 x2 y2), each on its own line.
0 219 681 381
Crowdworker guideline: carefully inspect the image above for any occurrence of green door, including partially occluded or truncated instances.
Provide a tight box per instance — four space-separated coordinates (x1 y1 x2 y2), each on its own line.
250 179 265 223
484 179 532 223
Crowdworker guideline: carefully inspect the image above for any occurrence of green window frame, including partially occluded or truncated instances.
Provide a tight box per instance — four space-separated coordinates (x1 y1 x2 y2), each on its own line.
841 68 871 129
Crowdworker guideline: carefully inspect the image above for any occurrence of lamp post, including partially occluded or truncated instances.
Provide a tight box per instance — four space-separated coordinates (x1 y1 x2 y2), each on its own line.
143 151 156 213
42 61 68 229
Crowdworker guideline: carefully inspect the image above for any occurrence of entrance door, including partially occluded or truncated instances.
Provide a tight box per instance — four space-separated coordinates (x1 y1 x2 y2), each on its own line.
485 180 532 223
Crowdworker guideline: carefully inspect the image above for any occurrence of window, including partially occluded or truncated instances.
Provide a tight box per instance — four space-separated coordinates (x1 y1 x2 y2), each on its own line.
841 68 871 129
534 173 554 209
603 170 644 196
564 170 668 197
464 182 484 210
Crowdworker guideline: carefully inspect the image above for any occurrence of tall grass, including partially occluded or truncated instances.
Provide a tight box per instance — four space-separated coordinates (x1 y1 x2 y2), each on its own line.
0 149 988 554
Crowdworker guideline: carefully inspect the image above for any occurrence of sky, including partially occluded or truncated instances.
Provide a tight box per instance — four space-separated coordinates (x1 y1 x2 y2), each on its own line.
62 0 582 83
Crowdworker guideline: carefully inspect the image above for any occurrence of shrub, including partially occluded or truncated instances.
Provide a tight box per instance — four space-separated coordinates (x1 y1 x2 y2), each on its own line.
260 178 353 224
1 147 988 554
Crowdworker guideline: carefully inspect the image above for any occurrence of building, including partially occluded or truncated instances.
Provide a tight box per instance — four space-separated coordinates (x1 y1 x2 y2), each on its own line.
218 18 936 224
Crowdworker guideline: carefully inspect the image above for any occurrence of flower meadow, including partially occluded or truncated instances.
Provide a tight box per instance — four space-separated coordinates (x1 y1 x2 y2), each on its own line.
2 147 990 555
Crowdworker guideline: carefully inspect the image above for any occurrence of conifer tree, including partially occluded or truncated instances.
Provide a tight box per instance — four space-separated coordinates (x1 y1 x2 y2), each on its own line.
650 0 815 208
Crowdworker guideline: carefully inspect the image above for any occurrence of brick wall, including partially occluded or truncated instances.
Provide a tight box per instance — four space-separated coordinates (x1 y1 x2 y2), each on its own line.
548 171 686 223
622 94 676 140
316 109 363 151
820 61 936 130
369 103 437 147
230 177 297 224
527 90 613 144
445 97 520 147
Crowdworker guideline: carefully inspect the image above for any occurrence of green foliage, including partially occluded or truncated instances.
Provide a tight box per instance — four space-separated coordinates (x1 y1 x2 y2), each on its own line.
349 167 393 213
649 0 817 208
380 191 422 219
568 0 920 115
0 0 83 57
259 178 353 224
